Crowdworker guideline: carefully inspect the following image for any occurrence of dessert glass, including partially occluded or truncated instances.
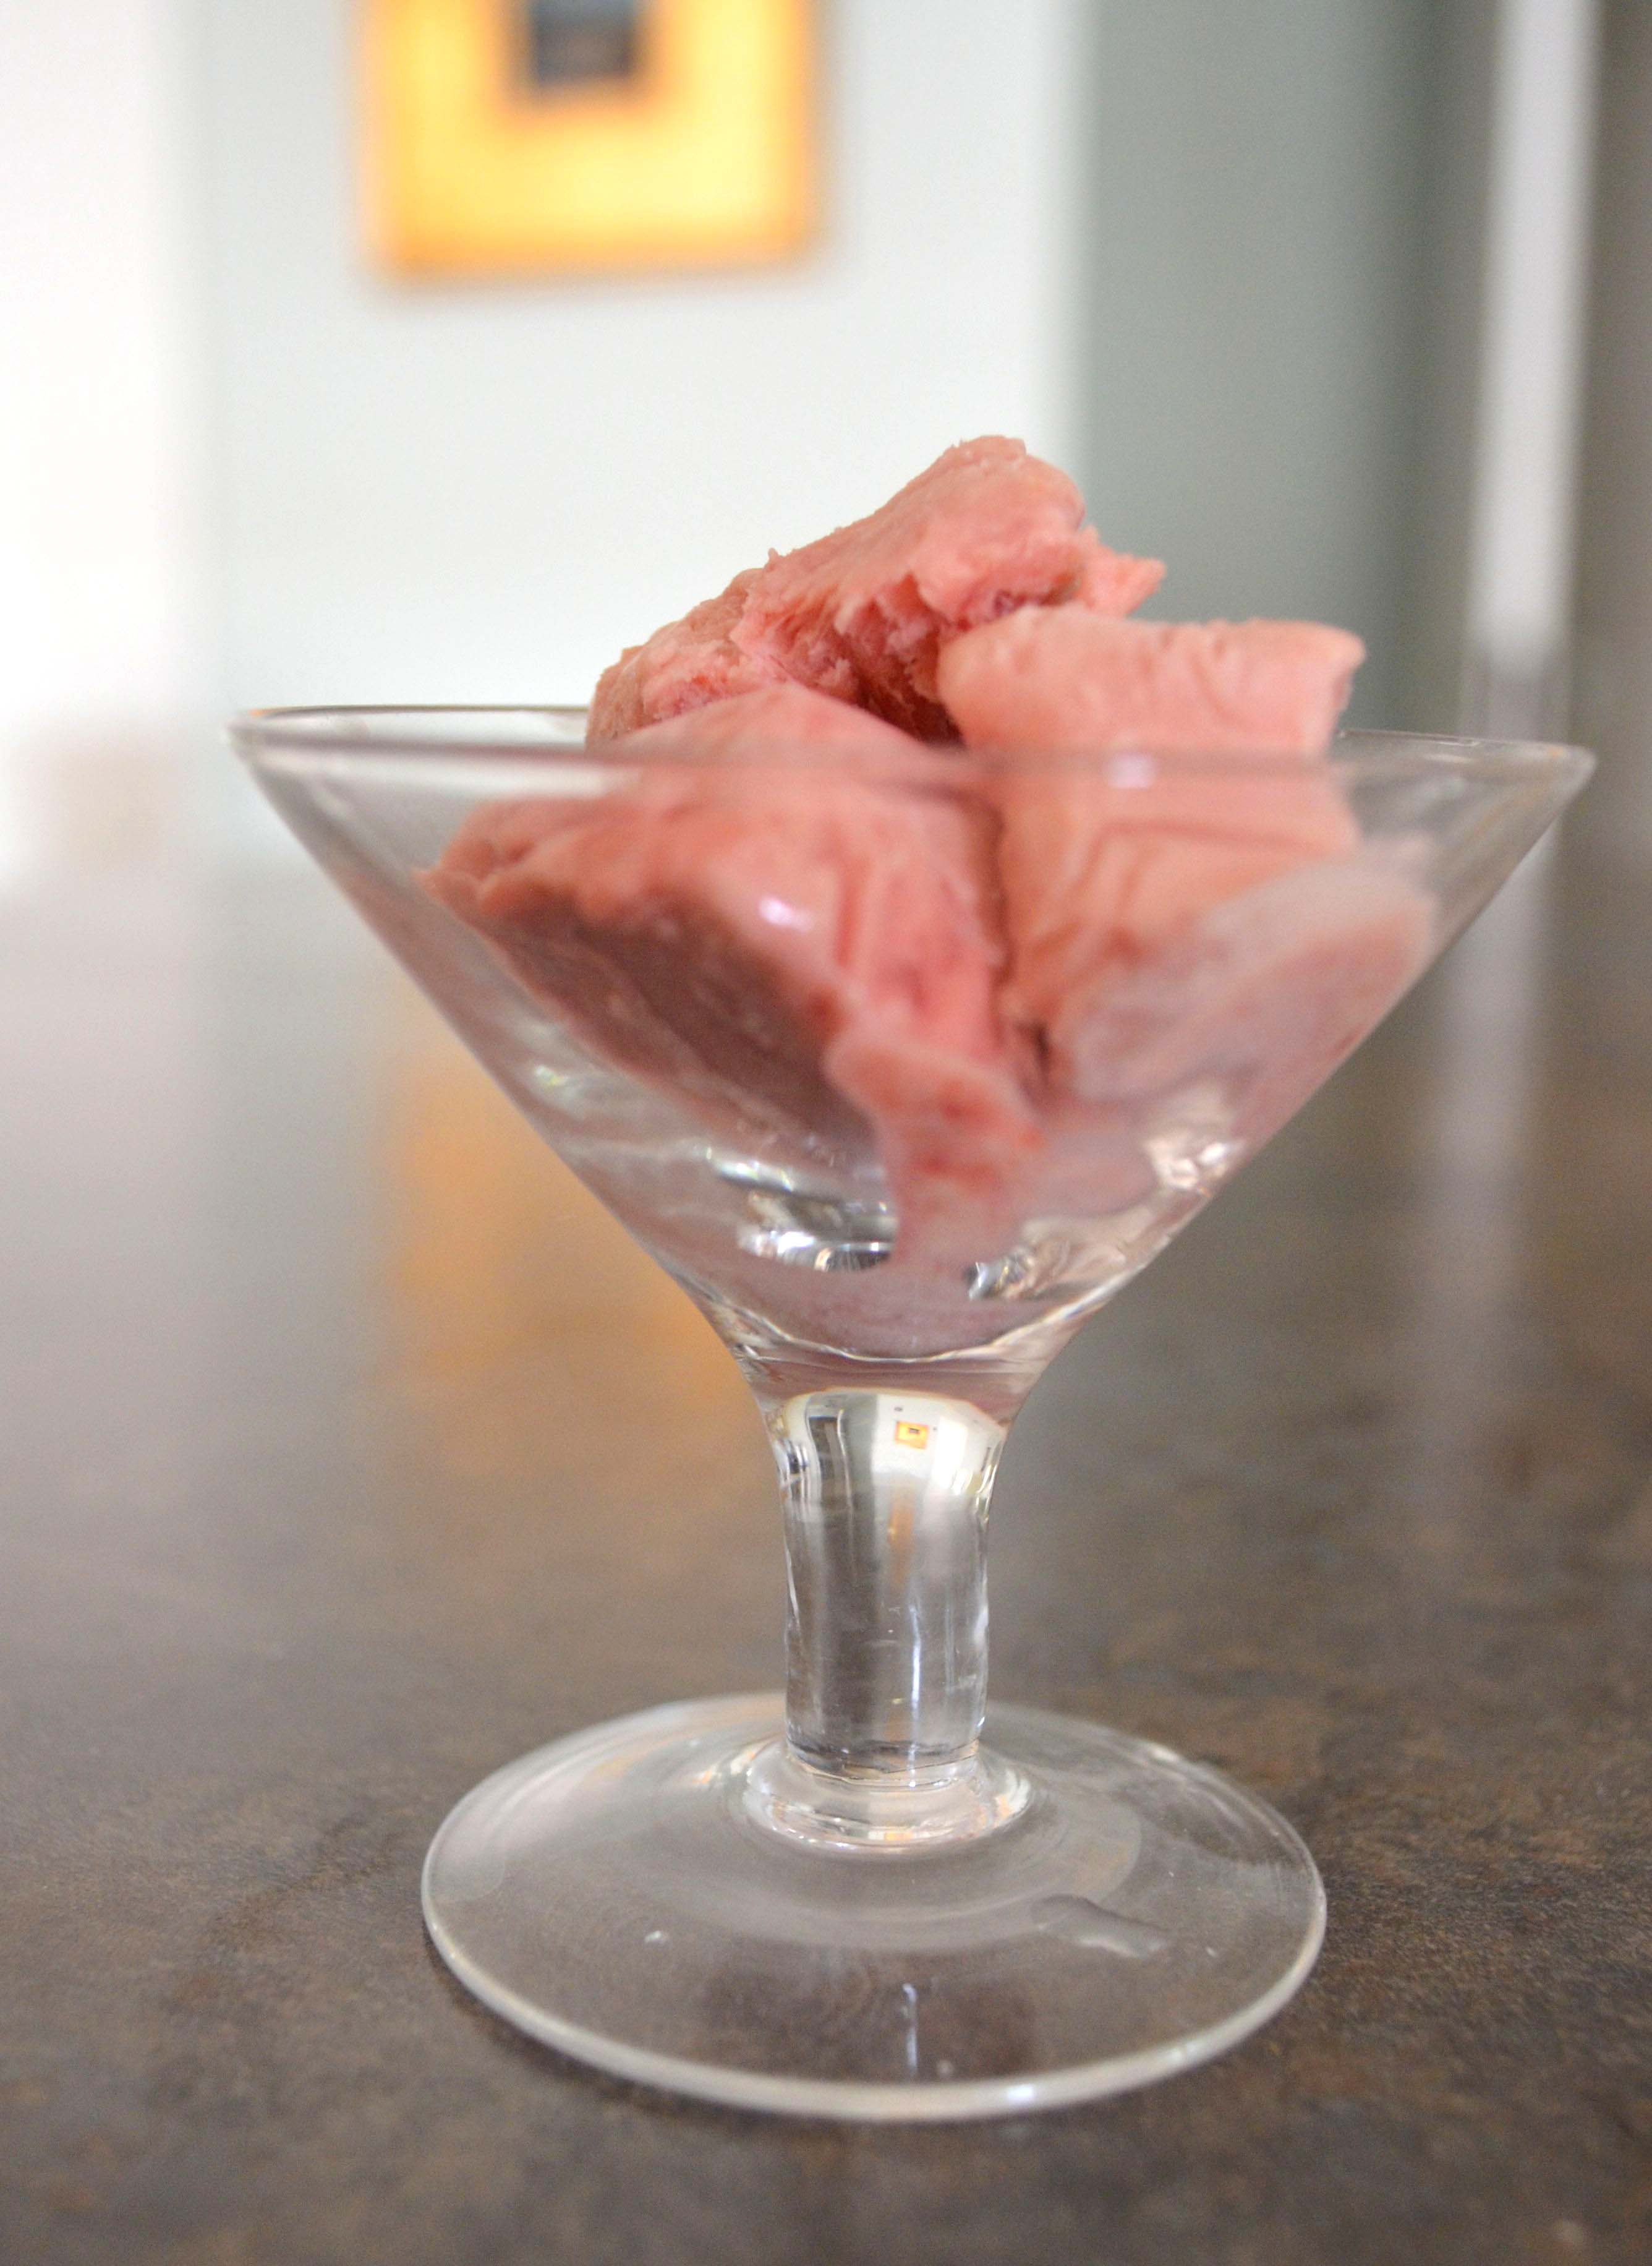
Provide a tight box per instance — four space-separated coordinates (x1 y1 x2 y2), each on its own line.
234 708 1588 2118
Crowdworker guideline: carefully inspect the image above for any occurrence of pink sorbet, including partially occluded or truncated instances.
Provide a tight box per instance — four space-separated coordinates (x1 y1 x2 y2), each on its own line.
589 437 1164 743
425 686 1037 1231
934 610 1403 1088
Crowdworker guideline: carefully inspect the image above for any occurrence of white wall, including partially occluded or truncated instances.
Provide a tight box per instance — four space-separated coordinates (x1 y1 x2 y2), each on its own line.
0 0 202 875
195 0 1088 716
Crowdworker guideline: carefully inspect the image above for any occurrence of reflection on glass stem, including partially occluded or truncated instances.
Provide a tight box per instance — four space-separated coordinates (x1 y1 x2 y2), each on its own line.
747 1387 1034 1848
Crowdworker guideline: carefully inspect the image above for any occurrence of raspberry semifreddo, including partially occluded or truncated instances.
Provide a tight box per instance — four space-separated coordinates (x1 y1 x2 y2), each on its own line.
937 607 1429 1121
426 685 1036 1237
589 437 1164 743
429 437 1433 1264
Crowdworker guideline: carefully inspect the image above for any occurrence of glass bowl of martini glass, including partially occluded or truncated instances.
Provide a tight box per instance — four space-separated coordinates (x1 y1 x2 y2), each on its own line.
234 706 1588 2119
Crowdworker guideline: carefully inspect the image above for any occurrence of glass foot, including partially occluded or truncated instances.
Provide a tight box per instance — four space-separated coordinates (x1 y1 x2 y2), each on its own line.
422 1696 1324 2120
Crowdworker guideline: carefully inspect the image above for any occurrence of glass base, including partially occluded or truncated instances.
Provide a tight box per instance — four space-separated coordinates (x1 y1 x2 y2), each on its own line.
422 1696 1324 2121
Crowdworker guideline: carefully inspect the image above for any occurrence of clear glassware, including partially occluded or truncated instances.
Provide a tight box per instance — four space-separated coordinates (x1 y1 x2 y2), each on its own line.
233 708 1589 2119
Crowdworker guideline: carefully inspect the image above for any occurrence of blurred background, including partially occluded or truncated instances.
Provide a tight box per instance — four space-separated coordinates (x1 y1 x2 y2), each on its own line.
3 0 1646 875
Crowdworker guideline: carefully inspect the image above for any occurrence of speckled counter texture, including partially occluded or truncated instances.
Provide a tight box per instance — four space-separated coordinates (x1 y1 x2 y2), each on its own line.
2 845 1646 2266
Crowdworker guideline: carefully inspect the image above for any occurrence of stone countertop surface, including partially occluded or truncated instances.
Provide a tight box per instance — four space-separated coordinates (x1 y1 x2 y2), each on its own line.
1 844 1648 2266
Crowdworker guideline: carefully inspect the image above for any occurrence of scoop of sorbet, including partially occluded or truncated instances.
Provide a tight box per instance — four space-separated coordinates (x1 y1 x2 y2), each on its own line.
589 437 1163 743
425 685 1037 1245
935 610 1402 1090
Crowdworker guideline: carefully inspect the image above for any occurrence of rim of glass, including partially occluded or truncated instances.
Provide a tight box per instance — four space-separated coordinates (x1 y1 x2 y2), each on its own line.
229 704 1595 789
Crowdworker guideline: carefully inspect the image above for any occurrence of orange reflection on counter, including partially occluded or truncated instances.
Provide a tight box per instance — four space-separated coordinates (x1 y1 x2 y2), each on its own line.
376 996 739 1488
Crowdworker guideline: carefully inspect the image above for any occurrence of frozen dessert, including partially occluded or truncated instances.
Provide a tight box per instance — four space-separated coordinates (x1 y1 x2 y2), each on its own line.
428 685 1037 1237
938 609 1366 761
934 610 1411 1109
428 439 1429 1254
589 437 1162 743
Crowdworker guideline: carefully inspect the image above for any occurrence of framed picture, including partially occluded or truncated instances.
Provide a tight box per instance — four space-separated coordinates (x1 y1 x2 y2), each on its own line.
363 0 816 277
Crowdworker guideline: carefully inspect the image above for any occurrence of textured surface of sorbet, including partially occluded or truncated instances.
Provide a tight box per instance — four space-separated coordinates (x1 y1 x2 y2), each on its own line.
427 686 1036 1209
589 437 1164 743
939 609 1368 759
435 455 1424 1252
1058 858 1433 1132
935 609 1381 1075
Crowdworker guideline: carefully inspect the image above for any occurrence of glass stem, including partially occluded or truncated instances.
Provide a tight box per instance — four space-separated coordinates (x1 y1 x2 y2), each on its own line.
746 1384 1028 1847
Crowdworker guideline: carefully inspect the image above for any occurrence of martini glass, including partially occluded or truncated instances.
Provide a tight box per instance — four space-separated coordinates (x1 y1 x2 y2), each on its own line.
234 709 1588 2119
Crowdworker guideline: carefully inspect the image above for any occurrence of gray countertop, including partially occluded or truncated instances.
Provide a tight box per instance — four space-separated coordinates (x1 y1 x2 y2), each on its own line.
2 844 1648 2265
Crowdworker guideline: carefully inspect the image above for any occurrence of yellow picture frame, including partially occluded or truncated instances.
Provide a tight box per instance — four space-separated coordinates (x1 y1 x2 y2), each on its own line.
363 0 816 277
